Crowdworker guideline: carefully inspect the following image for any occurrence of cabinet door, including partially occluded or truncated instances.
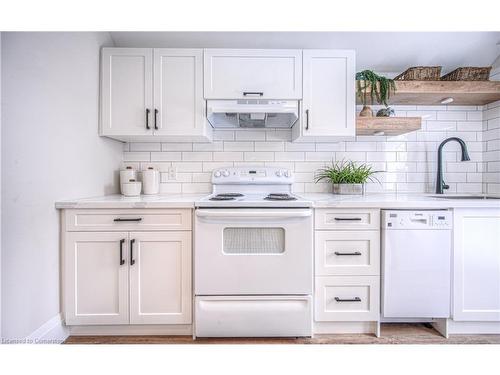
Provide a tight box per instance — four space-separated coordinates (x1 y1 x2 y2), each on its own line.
100 48 153 136
453 208 500 321
295 50 355 141
153 49 206 137
65 232 129 325
129 231 192 324
204 49 302 99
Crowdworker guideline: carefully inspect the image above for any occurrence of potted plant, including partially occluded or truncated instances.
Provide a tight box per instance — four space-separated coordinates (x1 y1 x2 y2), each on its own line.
314 160 380 195
356 70 396 117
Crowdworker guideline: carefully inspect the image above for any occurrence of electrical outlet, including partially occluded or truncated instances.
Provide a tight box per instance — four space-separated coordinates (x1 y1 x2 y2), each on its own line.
168 166 177 180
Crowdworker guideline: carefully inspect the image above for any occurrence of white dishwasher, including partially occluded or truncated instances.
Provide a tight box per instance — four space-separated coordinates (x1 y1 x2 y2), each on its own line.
382 210 452 319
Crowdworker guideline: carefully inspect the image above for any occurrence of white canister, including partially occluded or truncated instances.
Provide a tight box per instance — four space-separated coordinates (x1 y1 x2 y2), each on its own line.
142 167 160 195
121 179 142 197
120 166 137 186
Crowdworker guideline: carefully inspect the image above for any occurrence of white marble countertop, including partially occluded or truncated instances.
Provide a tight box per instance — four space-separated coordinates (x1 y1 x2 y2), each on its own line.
55 193 500 209
55 194 206 209
299 193 500 209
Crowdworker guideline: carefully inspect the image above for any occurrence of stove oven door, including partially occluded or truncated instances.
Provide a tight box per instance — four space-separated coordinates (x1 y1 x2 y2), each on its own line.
194 208 313 295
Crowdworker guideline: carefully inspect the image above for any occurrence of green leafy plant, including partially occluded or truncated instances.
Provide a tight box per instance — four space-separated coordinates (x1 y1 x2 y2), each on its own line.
356 70 396 107
314 160 380 184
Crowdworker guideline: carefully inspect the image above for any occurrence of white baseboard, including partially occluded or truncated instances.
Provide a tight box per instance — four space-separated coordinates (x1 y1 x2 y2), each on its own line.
448 320 500 334
25 313 69 344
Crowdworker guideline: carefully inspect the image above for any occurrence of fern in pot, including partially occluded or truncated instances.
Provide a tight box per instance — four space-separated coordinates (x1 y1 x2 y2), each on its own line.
314 160 380 195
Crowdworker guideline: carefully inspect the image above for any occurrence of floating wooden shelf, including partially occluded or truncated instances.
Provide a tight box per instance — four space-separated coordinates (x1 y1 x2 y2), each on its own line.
356 80 500 106
356 117 422 136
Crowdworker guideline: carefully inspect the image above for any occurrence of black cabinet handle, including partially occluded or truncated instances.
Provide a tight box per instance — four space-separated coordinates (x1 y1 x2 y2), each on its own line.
334 217 362 221
130 239 136 266
243 91 263 96
334 297 361 302
146 108 150 129
305 109 309 130
334 251 362 256
119 239 125 265
154 109 159 130
114 218 143 222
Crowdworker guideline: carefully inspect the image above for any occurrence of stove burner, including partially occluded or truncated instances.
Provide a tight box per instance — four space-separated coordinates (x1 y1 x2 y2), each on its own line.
209 193 244 201
209 196 235 201
264 193 297 201
217 193 244 197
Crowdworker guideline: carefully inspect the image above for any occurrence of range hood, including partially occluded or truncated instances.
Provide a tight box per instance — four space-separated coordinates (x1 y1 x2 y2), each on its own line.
207 100 299 128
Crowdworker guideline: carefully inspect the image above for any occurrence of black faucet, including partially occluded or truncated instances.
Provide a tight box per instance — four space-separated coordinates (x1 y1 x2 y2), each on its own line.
435 137 470 194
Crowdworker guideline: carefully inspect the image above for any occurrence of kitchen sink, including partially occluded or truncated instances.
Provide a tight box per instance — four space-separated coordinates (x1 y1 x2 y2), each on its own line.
429 195 500 200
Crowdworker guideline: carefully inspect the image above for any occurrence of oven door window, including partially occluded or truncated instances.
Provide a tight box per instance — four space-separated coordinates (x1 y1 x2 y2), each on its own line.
223 227 285 254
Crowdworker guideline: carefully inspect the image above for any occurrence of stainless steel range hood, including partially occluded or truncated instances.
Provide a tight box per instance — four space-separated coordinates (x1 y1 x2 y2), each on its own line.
206 100 299 128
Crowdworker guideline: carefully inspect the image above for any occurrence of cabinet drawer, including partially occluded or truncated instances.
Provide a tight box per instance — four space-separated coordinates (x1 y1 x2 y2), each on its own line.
315 276 380 321
315 231 380 276
315 209 380 230
65 209 191 231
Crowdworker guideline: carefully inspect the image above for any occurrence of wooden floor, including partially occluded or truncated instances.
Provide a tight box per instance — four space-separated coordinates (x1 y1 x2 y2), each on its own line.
64 323 500 344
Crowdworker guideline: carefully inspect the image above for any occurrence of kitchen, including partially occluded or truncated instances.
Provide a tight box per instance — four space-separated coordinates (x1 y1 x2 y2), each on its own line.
1 22 500 374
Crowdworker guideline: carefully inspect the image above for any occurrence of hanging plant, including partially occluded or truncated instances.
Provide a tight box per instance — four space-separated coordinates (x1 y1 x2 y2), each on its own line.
356 70 396 107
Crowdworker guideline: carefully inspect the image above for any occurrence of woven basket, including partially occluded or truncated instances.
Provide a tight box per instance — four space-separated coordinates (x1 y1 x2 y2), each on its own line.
441 67 491 81
394 66 442 81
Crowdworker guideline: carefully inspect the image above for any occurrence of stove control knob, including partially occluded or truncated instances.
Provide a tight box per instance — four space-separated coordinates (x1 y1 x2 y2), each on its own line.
222 170 230 177
214 171 222 178
275 170 283 177
284 170 291 178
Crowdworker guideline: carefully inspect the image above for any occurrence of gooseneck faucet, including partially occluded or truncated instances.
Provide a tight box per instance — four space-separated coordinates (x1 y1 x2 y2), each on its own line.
436 137 470 194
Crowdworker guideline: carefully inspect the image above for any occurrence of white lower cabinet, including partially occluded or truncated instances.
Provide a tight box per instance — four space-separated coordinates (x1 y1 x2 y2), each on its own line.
314 209 381 334
453 208 500 322
129 232 192 324
63 209 192 326
315 276 380 321
65 232 130 325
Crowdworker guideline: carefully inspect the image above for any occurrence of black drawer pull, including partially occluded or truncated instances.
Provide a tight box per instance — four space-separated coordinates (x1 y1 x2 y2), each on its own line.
145 108 150 130
334 217 362 221
154 109 159 130
114 218 143 222
243 91 264 96
334 297 361 302
119 239 125 265
334 251 362 256
130 239 136 266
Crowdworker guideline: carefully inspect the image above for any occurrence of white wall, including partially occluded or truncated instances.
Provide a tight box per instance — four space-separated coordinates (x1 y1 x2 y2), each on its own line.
124 105 485 195
0 32 3 340
1 32 122 340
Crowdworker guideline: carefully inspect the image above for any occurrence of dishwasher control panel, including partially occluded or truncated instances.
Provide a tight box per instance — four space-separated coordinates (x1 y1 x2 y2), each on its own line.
382 210 452 229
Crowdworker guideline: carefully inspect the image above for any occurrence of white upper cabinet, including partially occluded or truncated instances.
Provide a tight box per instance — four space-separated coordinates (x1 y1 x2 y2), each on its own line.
153 49 208 141
453 208 500 322
100 48 211 142
100 48 153 137
293 50 355 142
204 49 303 99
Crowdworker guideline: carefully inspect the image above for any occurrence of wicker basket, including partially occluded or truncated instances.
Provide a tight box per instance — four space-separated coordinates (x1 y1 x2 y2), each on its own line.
441 67 491 81
394 66 442 81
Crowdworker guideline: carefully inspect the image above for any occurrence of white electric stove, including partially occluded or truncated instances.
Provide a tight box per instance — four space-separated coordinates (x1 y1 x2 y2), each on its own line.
194 167 313 338
195 167 312 208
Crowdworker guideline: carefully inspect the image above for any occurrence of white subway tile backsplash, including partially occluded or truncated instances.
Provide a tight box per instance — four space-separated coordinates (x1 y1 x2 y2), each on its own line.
223 141 254 151
213 152 244 162
150 152 181 161
130 143 161 152
235 130 266 141
123 103 496 194
437 111 467 121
